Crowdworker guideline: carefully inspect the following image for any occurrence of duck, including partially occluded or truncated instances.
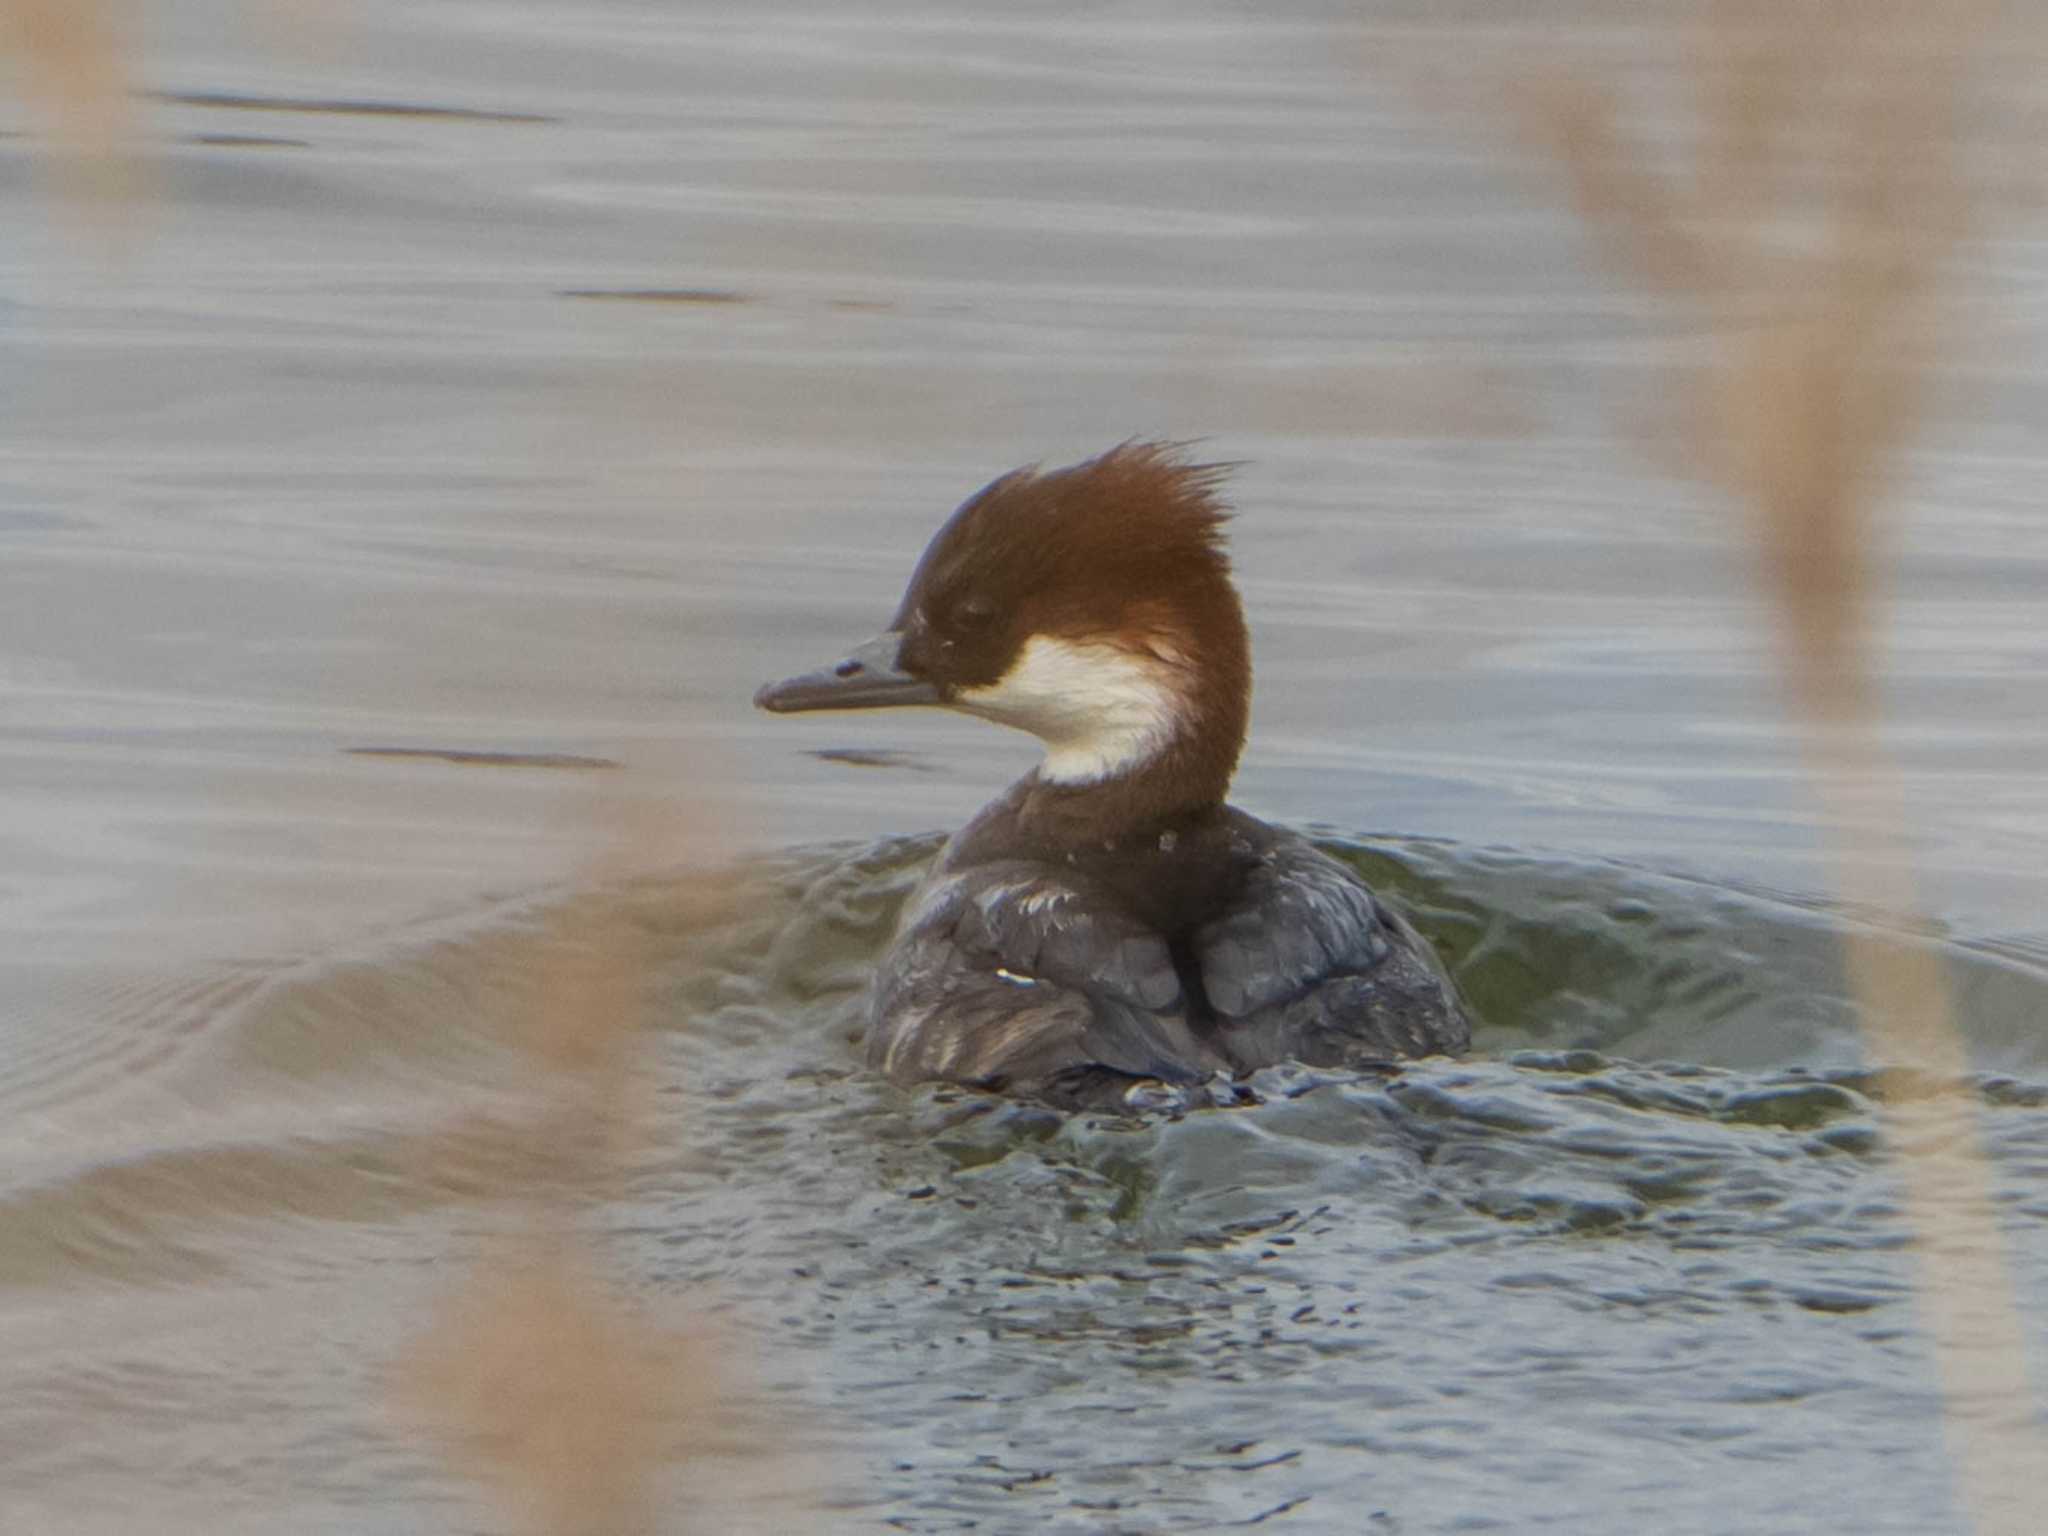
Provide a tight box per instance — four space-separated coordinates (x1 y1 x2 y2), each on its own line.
756 442 1470 1109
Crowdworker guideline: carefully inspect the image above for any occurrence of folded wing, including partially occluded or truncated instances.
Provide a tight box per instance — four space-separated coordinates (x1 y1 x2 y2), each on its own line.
866 863 1229 1094
1196 836 1469 1069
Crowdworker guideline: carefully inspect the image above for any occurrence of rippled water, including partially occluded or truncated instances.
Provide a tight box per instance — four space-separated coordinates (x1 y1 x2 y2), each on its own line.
10 836 2048 1531
510 839 2048 1532
4 1 2047 1532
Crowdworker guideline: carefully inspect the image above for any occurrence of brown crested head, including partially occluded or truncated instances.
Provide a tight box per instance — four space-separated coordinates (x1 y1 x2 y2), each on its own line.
889 441 1252 809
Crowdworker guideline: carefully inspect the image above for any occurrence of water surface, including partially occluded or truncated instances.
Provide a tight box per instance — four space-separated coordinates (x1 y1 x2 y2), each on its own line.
2 2 2045 1531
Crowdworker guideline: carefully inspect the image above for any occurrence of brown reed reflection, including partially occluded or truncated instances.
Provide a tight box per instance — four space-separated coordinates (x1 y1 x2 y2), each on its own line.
1 0 136 211
396 1234 719 1536
388 802 771 1536
1513 3 2040 1529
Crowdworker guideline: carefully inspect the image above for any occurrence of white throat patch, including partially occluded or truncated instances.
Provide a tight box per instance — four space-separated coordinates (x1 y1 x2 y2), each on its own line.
952 635 1183 783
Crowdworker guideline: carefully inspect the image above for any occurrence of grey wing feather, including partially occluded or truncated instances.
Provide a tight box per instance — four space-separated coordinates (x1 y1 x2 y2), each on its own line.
1199 840 1389 1016
867 864 1223 1090
1197 837 1468 1067
949 868 1181 1011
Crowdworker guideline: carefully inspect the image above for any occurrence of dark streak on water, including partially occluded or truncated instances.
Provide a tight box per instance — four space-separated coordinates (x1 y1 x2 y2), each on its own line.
807 747 938 772
557 287 752 304
342 746 624 770
150 90 556 125
182 134 312 150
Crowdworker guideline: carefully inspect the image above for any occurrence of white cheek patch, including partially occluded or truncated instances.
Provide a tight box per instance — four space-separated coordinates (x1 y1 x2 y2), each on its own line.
953 635 1183 783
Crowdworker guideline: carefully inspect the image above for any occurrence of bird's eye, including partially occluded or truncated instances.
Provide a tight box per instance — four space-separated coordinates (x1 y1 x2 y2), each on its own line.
954 596 997 630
